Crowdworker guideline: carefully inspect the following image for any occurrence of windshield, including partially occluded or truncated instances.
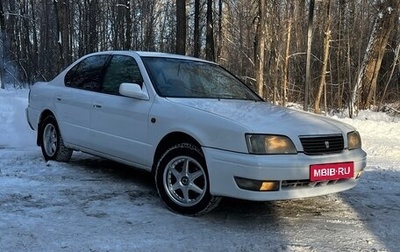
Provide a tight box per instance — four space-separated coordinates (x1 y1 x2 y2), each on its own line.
142 57 261 101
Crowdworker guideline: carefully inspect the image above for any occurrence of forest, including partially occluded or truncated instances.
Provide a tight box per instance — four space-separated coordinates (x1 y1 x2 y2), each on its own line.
0 0 399 116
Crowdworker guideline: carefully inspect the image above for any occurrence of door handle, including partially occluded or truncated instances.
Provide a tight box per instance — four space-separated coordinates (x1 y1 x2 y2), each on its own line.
56 97 61 101
93 104 102 108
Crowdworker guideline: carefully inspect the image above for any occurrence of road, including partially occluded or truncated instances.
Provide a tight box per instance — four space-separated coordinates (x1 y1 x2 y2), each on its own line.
1 146 398 252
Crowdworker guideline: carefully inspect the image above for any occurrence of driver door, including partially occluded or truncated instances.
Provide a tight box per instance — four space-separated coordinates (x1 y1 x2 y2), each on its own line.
90 54 152 167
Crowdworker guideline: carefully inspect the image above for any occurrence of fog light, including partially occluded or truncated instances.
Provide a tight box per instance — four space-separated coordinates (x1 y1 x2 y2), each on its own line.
235 177 279 191
260 181 279 191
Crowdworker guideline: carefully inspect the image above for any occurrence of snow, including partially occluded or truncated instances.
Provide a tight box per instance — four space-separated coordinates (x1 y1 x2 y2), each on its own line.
1 88 400 251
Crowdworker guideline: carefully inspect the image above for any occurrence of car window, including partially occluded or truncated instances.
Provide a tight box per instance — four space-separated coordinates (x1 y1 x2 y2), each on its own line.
101 55 143 95
65 55 109 91
142 57 261 101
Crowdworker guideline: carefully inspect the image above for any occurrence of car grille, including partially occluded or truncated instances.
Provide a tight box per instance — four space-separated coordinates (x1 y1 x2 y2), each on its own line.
299 135 344 155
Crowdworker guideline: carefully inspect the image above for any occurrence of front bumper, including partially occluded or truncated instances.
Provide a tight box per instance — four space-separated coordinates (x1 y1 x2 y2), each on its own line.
203 147 367 201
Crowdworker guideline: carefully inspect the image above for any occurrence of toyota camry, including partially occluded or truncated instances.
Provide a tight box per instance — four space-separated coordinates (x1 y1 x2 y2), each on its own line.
26 51 367 215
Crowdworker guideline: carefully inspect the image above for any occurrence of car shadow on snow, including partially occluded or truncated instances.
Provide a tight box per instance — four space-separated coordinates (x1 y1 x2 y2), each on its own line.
64 154 399 251
65 154 304 250
64 152 160 204
68 154 155 185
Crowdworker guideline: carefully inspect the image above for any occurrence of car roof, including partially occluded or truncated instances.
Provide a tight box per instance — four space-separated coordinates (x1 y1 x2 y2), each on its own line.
85 50 213 64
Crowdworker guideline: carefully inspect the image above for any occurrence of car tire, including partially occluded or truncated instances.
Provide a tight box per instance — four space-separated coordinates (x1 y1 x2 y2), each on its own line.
40 115 73 162
155 143 221 216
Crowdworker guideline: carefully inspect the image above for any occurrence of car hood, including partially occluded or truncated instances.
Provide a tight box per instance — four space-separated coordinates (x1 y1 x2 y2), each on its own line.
167 98 355 135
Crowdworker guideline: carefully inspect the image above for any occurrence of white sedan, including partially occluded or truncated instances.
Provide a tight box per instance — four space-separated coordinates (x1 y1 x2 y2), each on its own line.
26 51 367 215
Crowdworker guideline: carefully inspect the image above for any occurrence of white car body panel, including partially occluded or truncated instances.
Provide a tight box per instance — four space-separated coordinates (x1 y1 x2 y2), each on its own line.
204 147 366 200
90 92 152 167
26 50 367 202
166 98 355 152
55 87 94 148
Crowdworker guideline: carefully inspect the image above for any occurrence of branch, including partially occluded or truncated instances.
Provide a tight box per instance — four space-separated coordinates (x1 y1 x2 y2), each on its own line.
116 4 129 9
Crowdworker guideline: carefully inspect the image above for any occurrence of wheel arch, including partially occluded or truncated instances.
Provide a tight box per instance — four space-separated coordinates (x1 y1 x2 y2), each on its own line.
37 109 56 146
152 132 202 173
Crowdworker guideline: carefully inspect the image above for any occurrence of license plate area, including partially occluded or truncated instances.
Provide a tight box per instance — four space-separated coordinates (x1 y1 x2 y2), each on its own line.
310 162 354 182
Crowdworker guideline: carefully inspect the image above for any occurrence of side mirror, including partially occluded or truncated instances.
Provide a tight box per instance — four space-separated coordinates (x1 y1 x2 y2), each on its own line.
119 83 149 100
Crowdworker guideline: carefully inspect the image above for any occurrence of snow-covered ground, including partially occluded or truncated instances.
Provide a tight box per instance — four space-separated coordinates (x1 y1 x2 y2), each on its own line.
1 88 399 252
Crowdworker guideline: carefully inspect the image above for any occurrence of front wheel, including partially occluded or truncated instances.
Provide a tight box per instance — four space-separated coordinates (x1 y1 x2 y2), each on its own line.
155 143 221 216
40 115 73 162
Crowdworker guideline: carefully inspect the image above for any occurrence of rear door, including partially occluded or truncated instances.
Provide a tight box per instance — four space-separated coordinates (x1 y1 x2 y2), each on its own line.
55 54 110 148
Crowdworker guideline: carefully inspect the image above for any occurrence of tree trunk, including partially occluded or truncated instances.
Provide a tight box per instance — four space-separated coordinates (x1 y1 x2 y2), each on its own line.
350 0 399 115
206 0 215 61
0 0 5 89
217 0 222 62
88 0 98 53
255 0 266 98
283 2 293 107
336 0 346 109
143 1 156 51
304 0 315 111
30 0 39 81
314 0 331 114
271 2 280 104
54 0 73 68
176 0 186 55
378 44 400 110
193 0 200 57
124 0 132 50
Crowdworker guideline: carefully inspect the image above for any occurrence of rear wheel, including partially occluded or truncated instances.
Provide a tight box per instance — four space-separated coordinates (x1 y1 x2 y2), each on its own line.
155 143 221 216
40 115 72 162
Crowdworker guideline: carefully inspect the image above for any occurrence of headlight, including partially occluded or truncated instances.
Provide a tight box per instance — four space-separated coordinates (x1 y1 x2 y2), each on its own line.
347 131 362 150
245 134 297 154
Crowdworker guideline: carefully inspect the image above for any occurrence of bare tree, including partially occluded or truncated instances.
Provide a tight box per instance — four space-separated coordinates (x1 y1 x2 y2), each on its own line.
216 0 223 62
124 0 132 50
193 0 200 57
54 0 72 69
176 0 186 55
0 0 5 89
0 0 397 110
282 1 293 107
304 0 315 111
314 0 331 114
254 0 266 98
350 0 399 116
87 0 98 53
205 0 215 61
378 44 400 110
